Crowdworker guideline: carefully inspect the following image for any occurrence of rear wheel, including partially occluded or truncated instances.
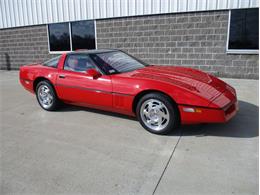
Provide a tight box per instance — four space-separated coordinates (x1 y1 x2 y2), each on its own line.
36 80 59 111
136 93 179 134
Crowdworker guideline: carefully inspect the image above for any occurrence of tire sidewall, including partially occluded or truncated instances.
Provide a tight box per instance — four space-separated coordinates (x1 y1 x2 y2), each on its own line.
136 93 179 134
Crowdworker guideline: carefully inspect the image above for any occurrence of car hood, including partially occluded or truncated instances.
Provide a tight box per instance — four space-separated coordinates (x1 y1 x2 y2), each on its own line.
128 65 227 101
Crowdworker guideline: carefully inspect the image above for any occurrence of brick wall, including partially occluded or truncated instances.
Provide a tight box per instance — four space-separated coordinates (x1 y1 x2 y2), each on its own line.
96 10 259 79
0 10 258 79
0 25 54 70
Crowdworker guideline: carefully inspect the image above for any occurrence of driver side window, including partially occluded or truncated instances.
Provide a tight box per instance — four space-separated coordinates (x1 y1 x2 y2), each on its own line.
64 54 96 73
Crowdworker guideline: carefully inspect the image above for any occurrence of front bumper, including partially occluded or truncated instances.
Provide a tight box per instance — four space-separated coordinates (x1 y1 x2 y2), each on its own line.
179 100 238 125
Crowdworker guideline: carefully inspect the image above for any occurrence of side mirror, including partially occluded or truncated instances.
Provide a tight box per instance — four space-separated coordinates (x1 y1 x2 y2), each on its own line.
87 69 102 79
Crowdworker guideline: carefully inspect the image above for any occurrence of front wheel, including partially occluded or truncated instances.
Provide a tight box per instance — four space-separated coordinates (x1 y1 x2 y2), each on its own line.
136 93 180 134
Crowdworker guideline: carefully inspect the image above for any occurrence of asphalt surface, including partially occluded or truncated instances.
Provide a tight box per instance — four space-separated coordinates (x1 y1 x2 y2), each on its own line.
0 71 258 195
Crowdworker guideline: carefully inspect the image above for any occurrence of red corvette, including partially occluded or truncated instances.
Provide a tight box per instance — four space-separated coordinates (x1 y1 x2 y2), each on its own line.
20 49 238 134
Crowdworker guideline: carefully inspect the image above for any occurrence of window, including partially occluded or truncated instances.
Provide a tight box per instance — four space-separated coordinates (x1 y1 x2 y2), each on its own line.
48 20 96 53
48 23 70 51
227 8 259 53
64 54 97 73
71 21 96 50
43 56 61 68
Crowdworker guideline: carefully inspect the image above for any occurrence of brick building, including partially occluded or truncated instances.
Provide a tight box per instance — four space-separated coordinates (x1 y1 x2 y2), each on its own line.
0 0 259 78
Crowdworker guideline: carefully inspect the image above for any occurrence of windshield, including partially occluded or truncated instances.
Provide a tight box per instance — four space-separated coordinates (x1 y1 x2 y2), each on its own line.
89 51 148 74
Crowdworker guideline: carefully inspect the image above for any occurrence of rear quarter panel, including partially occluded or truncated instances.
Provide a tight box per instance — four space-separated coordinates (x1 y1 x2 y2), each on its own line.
19 54 66 93
19 65 59 93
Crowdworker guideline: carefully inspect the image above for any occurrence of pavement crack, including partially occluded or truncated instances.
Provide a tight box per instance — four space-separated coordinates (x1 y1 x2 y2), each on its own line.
152 130 182 195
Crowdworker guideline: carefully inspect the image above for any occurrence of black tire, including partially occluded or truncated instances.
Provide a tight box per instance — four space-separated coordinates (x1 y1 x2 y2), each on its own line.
136 92 180 135
36 80 60 111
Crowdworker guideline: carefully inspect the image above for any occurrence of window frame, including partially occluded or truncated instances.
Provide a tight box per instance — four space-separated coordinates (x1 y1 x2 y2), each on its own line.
226 9 259 54
71 20 96 51
47 20 97 54
47 22 71 53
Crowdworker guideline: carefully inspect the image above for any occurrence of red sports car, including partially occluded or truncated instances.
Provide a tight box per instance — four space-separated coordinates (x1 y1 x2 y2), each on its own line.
20 49 238 134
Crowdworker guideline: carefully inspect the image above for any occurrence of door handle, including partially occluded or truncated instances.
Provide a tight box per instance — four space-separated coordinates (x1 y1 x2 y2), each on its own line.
59 75 66 79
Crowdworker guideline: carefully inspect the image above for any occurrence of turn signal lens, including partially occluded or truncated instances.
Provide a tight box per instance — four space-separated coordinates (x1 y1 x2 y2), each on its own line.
183 108 195 112
183 107 202 113
195 108 202 113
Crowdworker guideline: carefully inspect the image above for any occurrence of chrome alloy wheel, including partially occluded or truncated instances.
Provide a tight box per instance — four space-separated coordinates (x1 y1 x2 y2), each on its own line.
140 99 170 131
37 85 54 109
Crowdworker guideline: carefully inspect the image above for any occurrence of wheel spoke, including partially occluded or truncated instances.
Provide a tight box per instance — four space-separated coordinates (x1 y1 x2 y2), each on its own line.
143 109 149 118
47 94 53 100
157 116 163 126
159 110 169 120
47 98 52 104
147 102 153 112
147 119 152 124
155 103 163 110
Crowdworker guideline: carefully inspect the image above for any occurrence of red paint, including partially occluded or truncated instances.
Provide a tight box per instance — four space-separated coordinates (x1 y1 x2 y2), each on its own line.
19 52 238 124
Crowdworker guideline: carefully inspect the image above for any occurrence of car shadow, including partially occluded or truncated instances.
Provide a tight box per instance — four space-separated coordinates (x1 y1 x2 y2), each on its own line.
170 100 259 138
59 104 137 121
59 100 258 138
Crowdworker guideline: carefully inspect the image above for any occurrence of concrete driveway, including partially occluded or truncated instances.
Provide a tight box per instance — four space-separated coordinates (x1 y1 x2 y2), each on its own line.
0 71 258 195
